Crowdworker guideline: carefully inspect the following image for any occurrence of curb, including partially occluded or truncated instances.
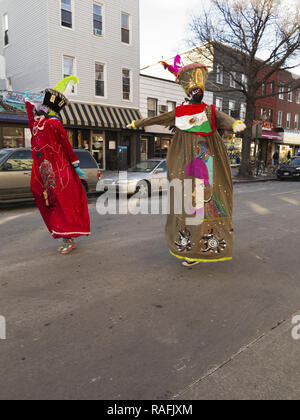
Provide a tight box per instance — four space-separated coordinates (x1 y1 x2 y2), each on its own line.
233 177 277 184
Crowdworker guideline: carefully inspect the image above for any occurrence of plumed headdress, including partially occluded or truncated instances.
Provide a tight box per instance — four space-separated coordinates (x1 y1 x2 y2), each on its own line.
160 55 209 96
43 76 79 114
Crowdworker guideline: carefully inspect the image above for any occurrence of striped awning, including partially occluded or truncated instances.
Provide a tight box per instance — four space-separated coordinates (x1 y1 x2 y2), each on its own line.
61 102 141 129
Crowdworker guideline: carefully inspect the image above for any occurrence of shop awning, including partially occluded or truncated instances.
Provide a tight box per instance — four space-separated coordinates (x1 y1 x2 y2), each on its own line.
262 130 283 140
61 102 142 129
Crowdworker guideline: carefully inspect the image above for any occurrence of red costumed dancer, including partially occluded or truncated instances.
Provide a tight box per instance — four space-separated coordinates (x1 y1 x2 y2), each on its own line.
25 77 90 254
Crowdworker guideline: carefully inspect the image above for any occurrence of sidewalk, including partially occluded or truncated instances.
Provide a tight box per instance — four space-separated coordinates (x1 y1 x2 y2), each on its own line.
174 314 300 400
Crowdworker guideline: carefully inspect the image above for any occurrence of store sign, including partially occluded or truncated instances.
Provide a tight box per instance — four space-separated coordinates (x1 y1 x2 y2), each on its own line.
0 90 43 113
252 120 274 130
109 141 116 150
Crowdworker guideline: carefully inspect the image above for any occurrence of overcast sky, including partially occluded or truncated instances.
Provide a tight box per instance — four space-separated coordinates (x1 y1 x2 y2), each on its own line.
139 0 300 75
139 0 201 68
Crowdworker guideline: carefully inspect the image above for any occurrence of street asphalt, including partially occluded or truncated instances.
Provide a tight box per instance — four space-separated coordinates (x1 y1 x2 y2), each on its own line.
0 180 300 400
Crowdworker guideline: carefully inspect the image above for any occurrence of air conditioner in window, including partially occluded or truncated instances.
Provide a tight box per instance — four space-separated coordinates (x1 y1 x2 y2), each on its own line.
159 105 168 114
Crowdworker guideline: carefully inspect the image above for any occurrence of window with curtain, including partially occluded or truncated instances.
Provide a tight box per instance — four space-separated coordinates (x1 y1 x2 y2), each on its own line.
95 63 105 97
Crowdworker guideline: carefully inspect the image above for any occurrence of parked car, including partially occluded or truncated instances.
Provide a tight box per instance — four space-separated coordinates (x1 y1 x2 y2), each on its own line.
98 159 168 197
277 157 300 181
0 148 101 204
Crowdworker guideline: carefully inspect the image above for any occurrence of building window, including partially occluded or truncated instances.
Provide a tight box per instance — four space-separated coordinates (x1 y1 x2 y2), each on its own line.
240 103 246 120
147 98 157 118
3 13 8 46
296 90 300 104
286 113 291 129
61 0 72 28
262 83 266 96
270 81 275 95
277 111 282 127
288 87 293 102
95 63 105 97
229 100 236 117
121 12 130 44
241 74 248 90
216 65 223 84
63 56 75 93
216 97 223 111
122 69 131 101
93 2 103 36
167 101 176 112
229 72 236 88
295 114 299 130
260 108 266 120
269 109 273 123
279 84 284 100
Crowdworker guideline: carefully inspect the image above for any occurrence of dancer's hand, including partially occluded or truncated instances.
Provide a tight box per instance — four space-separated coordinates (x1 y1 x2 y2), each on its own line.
233 121 246 133
75 167 86 179
126 123 133 129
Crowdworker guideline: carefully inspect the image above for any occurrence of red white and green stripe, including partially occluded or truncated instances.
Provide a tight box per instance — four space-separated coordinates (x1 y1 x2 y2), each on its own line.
175 104 216 136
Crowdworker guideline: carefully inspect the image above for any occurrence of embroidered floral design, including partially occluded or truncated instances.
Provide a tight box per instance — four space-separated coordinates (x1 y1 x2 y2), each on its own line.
175 228 192 252
200 229 227 254
39 160 56 207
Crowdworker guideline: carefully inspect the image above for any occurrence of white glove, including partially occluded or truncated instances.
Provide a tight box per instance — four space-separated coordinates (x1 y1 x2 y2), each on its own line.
126 123 133 129
233 121 247 133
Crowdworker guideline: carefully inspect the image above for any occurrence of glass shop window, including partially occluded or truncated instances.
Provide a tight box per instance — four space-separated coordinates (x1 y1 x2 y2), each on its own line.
122 69 131 101
155 137 170 158
121 12 130 44
6 150 33 171
1 127 25 149
61 0 72 28
93 2 103 36
95 63 105 97
147 98 157 118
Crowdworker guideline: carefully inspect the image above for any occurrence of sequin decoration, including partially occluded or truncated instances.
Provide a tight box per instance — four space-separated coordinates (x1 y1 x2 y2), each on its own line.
200 229 227 254
175 228 192 252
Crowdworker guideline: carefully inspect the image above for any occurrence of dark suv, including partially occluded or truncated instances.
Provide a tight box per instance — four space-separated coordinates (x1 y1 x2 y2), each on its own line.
277 157 300 181
0 148 101 204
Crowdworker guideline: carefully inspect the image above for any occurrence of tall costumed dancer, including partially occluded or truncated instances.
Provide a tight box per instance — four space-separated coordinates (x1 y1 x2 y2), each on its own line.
25 77 91 254
128 56 246 267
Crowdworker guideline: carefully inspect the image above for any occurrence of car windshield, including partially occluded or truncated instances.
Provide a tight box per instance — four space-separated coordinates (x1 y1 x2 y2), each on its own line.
291 158 300 166
128 161 160 173
0 150 11 165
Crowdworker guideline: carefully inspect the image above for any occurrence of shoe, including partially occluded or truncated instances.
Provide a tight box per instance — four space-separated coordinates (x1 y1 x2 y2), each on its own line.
58 238 76 255
182 260 200 267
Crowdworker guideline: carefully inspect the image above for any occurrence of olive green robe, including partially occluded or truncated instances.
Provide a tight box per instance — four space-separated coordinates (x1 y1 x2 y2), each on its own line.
134 105 236 263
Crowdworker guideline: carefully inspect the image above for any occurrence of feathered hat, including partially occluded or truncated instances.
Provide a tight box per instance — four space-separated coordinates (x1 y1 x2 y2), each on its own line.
159 55 209 96
43 76 79 114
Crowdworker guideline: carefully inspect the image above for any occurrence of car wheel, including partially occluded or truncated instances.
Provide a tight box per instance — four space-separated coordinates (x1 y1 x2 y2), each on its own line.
136 180 151 198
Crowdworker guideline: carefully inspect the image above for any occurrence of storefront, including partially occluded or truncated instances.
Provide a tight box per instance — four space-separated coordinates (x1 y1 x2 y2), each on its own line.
0 94 142 172
275 130 300 160
60 102 142 171
140 133 173 161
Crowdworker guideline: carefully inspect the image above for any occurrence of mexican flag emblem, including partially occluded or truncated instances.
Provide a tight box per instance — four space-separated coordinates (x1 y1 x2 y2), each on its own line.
175 104 216 136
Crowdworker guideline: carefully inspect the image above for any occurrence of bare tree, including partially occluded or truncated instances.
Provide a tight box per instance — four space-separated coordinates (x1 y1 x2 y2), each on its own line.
188 0 300 177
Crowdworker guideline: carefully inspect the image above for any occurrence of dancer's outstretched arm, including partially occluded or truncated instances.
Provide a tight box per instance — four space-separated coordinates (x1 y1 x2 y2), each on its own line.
127 110 175 130
24 90 35 133
215 109 246 134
